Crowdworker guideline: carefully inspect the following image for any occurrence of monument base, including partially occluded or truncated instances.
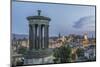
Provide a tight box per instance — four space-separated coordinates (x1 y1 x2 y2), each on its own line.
24 48 54 65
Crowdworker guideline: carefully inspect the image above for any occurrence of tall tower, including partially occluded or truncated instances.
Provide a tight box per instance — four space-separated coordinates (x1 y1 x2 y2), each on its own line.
58 33 61 39
24 10 53 64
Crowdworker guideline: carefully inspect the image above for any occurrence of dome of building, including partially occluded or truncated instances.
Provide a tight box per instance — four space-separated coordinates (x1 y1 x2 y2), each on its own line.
27 10 51 21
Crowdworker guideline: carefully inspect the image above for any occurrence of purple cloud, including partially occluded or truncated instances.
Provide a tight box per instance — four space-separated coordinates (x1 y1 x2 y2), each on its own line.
73 16 95 31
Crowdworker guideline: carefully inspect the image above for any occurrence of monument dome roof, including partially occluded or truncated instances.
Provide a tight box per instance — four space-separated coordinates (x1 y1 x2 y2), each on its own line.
27 10 51 21
27 16 51 21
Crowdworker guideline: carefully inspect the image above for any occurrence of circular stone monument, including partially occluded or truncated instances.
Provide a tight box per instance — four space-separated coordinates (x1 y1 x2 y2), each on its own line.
24 10 53 65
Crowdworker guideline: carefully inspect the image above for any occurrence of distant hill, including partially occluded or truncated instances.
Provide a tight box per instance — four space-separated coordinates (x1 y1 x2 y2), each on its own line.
11 33 28 40
11 31 95 40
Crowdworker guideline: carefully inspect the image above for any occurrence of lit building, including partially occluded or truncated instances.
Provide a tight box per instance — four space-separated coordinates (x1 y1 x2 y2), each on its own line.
82 32 89 47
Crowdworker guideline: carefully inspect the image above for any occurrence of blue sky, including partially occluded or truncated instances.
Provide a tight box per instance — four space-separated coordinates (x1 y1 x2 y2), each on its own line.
12 1 95 37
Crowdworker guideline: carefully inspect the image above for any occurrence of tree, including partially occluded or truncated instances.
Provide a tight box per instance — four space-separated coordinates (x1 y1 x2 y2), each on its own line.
53 45 72 63
76 48 84 57
16 59 24 66
72 53 77 61
18 47 27 54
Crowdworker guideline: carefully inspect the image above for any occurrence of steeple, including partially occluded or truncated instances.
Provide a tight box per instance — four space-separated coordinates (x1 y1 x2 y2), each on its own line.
58 33 61 38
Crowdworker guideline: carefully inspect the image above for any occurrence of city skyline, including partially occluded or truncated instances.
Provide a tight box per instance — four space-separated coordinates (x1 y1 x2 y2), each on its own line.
12 1 96 37
11 1 96 66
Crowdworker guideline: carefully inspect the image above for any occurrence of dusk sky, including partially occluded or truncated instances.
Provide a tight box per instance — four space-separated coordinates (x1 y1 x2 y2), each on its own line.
12 1 95 37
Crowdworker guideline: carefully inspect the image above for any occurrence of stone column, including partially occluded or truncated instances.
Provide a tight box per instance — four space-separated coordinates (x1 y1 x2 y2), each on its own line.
32 24 35 49
37 25 39 49
41 25 43 48
42 25 45 48
44 25 49 48
39 24 42 49
29 24 33 50
46 25 49 48
35 24 38 49
44 25 46 48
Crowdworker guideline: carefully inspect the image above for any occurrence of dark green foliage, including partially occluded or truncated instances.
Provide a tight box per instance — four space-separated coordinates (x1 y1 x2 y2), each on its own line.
53 45 72 63
76 48 84 57
16 61 24 66
18 47 27 54
71 53 77 61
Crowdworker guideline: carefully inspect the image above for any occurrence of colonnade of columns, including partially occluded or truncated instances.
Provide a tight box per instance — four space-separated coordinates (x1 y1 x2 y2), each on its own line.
29 24 49 50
